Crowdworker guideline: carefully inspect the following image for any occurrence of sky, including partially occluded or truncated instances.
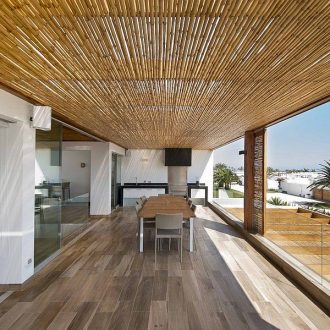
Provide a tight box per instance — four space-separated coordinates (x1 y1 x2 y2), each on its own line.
213 102 330 170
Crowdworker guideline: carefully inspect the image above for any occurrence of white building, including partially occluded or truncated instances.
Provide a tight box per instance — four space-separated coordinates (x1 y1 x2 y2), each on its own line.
268 172 321 198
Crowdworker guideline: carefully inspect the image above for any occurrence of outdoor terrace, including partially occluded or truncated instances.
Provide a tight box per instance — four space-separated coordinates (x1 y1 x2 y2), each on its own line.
0 0 329 328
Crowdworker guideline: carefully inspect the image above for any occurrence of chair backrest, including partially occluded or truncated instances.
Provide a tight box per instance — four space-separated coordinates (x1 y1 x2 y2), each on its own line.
156 213 183 230
187 199 192 206
51 185 62 197
191 204 196 212
135 204 142 215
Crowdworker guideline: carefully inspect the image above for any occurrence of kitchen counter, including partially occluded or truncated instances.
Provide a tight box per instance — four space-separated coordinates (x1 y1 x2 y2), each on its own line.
187 184 208 205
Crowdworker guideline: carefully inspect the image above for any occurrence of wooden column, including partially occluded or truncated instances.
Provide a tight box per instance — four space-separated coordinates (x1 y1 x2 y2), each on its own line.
244 131 255 231
244 129 267 234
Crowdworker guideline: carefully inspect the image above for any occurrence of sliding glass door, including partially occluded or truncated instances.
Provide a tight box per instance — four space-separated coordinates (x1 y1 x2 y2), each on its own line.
34 121 62 266
61 149 91 238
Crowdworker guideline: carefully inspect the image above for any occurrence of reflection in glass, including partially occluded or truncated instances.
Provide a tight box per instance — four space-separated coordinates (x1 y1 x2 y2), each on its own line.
213 138 245 222
34 121 62 266
61 149 91 238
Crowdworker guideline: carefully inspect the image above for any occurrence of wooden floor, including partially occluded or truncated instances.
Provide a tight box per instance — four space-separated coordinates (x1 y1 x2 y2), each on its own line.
0 207 329 329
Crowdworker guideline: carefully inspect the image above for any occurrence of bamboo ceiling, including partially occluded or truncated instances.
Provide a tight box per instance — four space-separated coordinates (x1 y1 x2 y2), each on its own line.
0 1 329 149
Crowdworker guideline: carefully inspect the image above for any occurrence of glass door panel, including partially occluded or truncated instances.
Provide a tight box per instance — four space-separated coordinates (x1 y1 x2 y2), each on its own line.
34 121 62 266
61 150 91 238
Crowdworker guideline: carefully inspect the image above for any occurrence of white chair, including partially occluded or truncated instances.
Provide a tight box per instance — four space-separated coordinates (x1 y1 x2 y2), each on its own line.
135 204 142 237
155 213 183 263
135 203 142 214
136 196 147 206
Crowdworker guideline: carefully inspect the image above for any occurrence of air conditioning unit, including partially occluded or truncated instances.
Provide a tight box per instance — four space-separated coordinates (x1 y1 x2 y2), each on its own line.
31 106 51 130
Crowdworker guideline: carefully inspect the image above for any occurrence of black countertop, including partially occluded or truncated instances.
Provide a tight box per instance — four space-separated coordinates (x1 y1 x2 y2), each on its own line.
122 183 168 188
118 183 208 205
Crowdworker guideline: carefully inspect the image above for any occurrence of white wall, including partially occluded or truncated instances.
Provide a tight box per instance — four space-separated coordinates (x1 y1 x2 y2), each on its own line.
63 141 125 214
90 143 111 215
0 89 35 284
267 179 279 190
281 181 312 197
62 150 91 198
189 150 214 200
0 90 32 122
121 149 167 183
121 149 214 200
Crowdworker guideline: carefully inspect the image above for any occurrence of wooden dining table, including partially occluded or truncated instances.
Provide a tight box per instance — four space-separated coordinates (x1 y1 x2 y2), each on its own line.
137 195 196 252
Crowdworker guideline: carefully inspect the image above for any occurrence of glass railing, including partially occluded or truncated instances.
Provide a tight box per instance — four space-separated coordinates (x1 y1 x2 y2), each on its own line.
213 185 244 222
265 207 330 288
321 223 330 286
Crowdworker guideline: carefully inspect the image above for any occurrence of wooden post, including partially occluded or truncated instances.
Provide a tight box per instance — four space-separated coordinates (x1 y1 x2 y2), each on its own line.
254 129 266 235
244 131 254 231
262 130 267 234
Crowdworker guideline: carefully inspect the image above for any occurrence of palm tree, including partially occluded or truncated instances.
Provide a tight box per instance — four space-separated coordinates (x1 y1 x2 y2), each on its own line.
214 163 227 188
267 196 288 206
308 160 330 190
213 163 239 190
222 168 236 190
276 177 285 190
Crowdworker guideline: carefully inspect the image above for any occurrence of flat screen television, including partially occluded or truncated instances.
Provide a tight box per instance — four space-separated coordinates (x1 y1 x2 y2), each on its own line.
165 148 192 166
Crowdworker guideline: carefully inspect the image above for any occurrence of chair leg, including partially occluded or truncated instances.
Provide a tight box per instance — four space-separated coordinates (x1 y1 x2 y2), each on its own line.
180 237 182 263
155 238 157 264
136 221 140 238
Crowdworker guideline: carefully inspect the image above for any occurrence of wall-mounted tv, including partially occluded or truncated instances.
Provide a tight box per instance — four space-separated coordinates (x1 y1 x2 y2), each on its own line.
165 148 192 166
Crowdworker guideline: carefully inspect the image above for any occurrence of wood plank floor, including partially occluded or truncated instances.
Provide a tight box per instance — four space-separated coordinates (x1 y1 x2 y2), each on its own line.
0 206 329 329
